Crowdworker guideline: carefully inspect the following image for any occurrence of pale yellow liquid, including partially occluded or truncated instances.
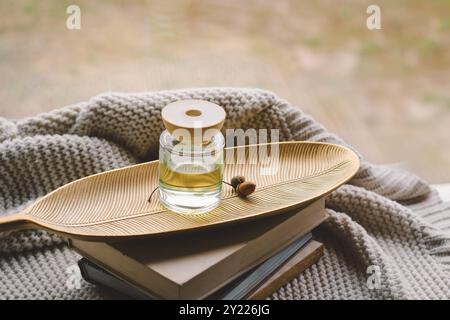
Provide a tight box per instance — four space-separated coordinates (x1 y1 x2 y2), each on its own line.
159 163 222 190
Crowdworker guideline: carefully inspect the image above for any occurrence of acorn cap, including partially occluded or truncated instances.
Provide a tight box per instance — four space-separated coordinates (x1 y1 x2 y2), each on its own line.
162 100 226 143
231 175 246 189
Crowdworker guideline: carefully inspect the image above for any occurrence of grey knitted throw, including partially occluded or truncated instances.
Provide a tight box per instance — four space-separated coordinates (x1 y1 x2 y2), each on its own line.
1 88 449 300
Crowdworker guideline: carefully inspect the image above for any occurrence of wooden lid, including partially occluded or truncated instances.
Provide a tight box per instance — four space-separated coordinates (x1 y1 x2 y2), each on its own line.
162 100 226 142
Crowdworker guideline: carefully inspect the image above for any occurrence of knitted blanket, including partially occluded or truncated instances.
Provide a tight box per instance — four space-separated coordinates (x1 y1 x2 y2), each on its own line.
1 88 449 300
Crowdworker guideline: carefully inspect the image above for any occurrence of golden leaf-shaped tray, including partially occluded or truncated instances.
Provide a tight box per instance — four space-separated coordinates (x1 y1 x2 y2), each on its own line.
0 142 359 241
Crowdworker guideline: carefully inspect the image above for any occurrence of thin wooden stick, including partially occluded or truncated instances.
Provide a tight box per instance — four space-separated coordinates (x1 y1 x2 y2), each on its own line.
222 180 234 188
147 187 159 203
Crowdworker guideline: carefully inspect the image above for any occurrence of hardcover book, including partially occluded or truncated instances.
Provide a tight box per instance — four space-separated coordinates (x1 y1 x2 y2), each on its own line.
79 238 324 299
70 198 326 299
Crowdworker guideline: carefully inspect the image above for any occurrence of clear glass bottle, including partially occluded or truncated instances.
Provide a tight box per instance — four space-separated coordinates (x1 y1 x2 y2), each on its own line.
159 100 226 214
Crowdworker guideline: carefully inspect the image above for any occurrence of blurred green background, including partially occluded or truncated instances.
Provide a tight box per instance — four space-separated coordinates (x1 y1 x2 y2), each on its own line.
0 0 449 182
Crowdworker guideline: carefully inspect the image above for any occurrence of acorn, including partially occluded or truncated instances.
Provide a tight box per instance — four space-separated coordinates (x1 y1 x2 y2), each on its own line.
230 175 245 189
236 181 256 198
223 175 256 198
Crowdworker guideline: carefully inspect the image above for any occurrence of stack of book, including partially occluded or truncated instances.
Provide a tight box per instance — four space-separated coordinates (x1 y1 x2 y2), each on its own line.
69 198 327 299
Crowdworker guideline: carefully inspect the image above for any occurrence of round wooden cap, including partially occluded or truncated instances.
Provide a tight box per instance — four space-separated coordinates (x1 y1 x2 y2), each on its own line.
162 100 226 142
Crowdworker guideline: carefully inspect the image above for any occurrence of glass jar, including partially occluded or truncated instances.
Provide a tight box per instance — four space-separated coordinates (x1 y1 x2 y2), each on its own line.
159 100 226 214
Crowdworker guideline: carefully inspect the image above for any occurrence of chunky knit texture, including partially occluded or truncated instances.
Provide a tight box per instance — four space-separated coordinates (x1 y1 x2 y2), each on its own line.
1 88 449 299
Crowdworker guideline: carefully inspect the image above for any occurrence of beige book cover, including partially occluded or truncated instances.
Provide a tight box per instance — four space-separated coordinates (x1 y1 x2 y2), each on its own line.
70 198 326 299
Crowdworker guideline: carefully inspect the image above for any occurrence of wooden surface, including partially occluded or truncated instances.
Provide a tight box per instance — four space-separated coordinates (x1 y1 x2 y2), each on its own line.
0 141 359 240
